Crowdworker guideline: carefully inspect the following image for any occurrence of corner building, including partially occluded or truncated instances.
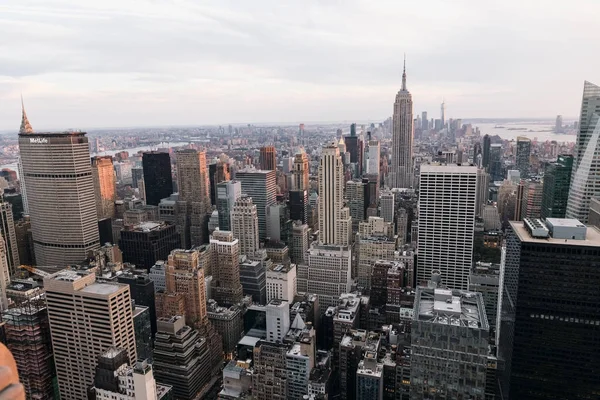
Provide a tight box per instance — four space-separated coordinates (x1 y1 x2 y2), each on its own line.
18 131 100 265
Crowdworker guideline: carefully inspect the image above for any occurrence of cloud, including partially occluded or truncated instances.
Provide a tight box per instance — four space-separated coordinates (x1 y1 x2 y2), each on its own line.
0 0 598 129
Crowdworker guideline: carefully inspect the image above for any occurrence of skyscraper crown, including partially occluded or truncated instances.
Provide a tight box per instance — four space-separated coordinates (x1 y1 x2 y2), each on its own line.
19 95 34 134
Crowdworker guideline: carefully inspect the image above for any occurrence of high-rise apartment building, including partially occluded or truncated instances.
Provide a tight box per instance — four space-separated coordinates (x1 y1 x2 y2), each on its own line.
231 195 260 257
142 152 172 206
388 60 414 189
216 180 242 231
18 130 100 266
417 165 478 290
0 196 19 276
91 156 116 220
290 221 309 265
259 146 277 171
379 189 395 224
44 270 136 400
210 230 243 306
296 244 351 310
176 149 211 246
499 219 600 399
235 168 277 241
515 136 531 179
566 81 600 222
292 150 310 191
318 142 351 246
541 154 573 219
411 287 489 399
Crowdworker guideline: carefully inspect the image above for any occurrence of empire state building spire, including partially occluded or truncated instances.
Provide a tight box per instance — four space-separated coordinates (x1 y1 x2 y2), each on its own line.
19 95 33 134
402 54 407 91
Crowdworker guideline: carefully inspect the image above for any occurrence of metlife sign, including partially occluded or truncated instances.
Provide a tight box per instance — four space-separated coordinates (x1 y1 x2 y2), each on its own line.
29 138 48 144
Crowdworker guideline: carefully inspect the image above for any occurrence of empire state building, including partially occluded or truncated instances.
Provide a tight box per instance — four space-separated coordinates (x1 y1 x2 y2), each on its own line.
387 60 414 189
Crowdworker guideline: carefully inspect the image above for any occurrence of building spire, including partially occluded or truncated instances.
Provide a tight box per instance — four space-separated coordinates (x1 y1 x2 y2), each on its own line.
401 54 407 91
19 95 34 134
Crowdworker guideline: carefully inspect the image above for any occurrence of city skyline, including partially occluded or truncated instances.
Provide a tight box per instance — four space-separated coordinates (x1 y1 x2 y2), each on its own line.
1 1 599 130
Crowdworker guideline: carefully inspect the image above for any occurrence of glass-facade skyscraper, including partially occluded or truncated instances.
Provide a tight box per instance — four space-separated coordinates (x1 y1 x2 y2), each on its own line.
541 154 573 219
499 219 600 399
142 152 173 206
566 81 600 223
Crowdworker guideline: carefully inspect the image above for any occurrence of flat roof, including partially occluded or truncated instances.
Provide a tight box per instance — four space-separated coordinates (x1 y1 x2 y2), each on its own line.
545 218 586 228
416 287 487 330
511 221 600 246
238 335 261 348
81 283 122 295
420 164 478 174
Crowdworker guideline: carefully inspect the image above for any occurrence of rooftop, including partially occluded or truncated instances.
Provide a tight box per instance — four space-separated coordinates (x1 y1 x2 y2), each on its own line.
420 164 478 174
512 221 600 246
415 287 488 330
81 283 122 295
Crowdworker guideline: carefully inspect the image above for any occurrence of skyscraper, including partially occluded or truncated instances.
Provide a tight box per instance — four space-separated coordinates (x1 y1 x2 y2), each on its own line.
18 130 100 266
176 149 211 246
0 236 9 311
488 143 504 181
499 219 600 399
142 152 173 206
344 125 363 177
421 111 428 131
231 195 260 257
388 59 414 189
0 196 19 276
210 230 243 306
44 270 136 400
216 180 242 231
541 154 573 219
292 149 309 191
259 146 277 171
440 100 446 128
235 168 277 241
364 137 380 177
515 136 531 179
91 156 116 220
417 165 478 290
566 81 600 223
318 142 351 246
482 134 491 169
209 160 230 205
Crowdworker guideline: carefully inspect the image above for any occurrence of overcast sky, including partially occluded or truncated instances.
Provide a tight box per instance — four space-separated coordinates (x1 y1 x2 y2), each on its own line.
1 0 598 130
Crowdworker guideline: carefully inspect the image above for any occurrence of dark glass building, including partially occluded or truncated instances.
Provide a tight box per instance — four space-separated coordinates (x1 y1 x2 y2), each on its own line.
482 134 491 169
132 305 153 363
142 152 173 206
499 219 600 399
119 221 180 270
118 272 157 337
239 259 266 305
131 167 144 189
344 124 363 177
289 189 308 224
540 154 573 219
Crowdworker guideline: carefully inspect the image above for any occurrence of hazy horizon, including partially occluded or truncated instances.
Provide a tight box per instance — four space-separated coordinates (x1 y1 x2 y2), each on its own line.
1 1 597 130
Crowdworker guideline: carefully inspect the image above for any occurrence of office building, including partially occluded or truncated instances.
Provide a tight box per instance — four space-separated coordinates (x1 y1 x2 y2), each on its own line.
482 134 491 169
131 305 153 363
239 259 267 304
290 221 309 265
520 179 543 219
207 301 244 354
89 348 172 400
142 152 172 206
515 136 531 179
209 161 230 206
91 156 116 220
117 272 158 338
44 270 136 400
131 167 143 188
357 233 397 291
388 60 414 189
153 316 211 400
421 111 428 130
344 124 363 177
346 179 367 231
235 168 277 241
176 149 211 246
266 299 290 342
411 286 489 400
292 150 310 192
253 340 289 400
489 143 504 181
267 203 292 243
231 195 260 257
468 262 500 332
364 137 381 175
296 244 351 310
379 189 395 223
18 130 100 266
590 197 600 228
2 301 55 400
476 168 489 217
566 81 600 222
216 180 242 231
0 196 19 276
417 165 478 290
286 326 316 400
289 189 308 224
498 219 600 399
259 146 276 171
120 222 180 270
356 353 384 400
318 142 352 246
266 263 297 303
210 230 243 306
541 154 573 219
